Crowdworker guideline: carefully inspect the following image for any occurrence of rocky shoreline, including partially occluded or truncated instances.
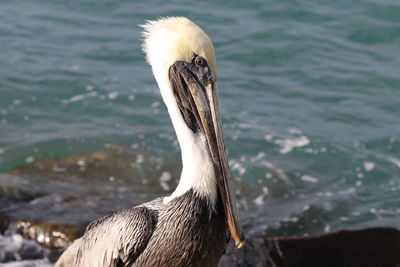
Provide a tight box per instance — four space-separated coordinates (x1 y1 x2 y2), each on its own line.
1 151 399 266
2 220 399 266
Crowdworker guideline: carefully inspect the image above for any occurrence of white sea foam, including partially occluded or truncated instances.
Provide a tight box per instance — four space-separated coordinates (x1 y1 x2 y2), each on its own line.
229 160 246 176
77 159 85 166
301 175 319 183
262 186 269 195
159 171 171 191
259 161 290 182
136 154 144 164
288 128 303 135
339 188 356 195
364 161 375 172
275 136 310 154
324 224 331 233
387 157 400 169
253 186 269 206
107 91 119 100
255 152 265 160
264 134 273 142
62 91 97 104
151 101 161 108
253 194 264 206
25 156 34 164
282 216 298 223
69 65 80 71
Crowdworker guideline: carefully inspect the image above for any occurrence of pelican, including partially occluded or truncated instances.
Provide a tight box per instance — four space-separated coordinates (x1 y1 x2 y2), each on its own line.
55 17 244 267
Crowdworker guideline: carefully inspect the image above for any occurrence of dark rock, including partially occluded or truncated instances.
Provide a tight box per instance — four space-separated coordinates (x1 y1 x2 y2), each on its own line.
0 186 38 204
0 215 10 234
220 227 400 267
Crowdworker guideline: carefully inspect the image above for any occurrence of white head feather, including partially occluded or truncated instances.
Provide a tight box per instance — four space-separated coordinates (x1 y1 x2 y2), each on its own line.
141 17 217 78
141 17 218 206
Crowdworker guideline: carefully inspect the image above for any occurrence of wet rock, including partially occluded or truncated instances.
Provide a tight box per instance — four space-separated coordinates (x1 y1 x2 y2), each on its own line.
13 221 81 249
0 186 37 204
9 150 179 186
0 217 81 252
1 259 53 267
0 233 51 263
219 227 400 267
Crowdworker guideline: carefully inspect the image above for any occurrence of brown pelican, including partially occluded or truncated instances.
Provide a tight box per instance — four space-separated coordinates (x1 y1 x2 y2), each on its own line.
55 17 244 267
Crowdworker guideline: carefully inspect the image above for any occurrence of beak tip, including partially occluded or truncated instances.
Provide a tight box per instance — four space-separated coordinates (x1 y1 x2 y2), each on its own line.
235 240 245 249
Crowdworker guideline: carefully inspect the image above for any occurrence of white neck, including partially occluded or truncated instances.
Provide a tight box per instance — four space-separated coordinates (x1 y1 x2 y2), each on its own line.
152 66 217 206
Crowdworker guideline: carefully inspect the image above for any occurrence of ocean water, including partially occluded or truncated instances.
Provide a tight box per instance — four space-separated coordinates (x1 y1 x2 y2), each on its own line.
1 0 400 264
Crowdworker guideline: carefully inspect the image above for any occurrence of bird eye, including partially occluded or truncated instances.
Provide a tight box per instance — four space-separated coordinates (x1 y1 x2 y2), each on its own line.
195 56 207 68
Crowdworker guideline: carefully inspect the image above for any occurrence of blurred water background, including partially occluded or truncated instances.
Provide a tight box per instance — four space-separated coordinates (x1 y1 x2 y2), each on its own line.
1 0 400 265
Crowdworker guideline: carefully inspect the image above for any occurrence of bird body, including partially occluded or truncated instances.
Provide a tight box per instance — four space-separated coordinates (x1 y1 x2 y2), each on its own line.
57 191 227 267
55 17 243 267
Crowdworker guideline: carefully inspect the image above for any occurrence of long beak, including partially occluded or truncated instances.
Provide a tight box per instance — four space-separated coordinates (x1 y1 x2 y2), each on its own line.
192 80 245 248
170 62 245 248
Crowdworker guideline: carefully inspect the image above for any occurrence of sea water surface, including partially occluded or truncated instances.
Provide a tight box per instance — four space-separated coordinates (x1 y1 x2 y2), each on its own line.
1 0 400 265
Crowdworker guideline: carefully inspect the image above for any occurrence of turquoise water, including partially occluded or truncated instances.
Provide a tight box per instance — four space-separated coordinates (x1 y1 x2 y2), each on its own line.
1 0 400 239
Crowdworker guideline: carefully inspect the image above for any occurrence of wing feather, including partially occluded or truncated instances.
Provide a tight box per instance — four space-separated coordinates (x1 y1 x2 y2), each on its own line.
74 207 155 267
